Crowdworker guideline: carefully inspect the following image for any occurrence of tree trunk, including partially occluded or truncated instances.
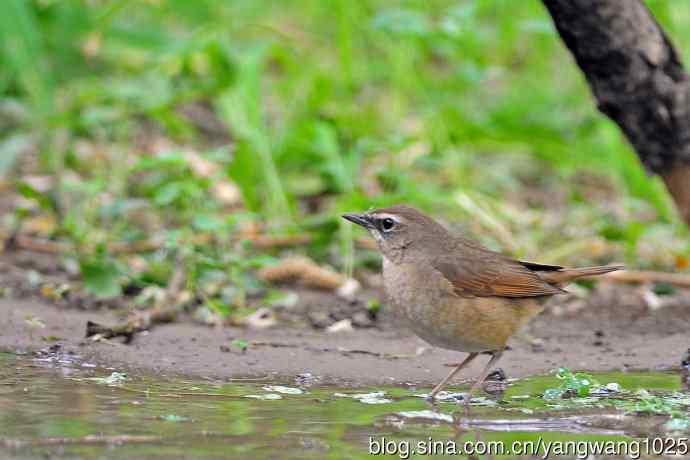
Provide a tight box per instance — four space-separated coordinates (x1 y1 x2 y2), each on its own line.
542 0 690 225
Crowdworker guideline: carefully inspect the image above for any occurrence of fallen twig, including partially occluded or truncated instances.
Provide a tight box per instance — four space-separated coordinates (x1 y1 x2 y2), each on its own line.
3 234 67 253
86 306 177 344
249 340 300 349
258 256 347 290
304 345 420 360
85 253 186 343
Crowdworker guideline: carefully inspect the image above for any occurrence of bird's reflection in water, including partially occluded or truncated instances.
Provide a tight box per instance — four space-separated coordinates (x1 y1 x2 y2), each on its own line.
483 367 508 397
424 369 508 422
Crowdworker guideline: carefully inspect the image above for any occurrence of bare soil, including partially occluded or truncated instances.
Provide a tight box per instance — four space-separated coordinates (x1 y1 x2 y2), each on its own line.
2 285 689 386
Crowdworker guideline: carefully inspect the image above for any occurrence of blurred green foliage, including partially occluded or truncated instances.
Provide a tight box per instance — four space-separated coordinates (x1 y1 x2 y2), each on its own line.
1 0 689 304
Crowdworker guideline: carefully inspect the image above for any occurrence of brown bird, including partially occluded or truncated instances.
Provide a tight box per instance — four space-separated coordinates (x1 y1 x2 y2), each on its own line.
342 205 622 405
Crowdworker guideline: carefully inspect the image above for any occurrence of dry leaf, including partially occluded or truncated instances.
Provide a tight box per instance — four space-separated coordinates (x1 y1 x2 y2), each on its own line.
258 256 347 290
336 278 361 300
212 181 242 206
185 151 218 178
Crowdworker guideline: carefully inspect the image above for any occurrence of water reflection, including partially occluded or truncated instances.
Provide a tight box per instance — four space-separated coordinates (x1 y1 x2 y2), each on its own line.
0 351 687 460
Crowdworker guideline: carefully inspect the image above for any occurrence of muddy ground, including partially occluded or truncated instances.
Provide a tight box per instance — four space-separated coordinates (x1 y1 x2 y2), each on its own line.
2 281 689 386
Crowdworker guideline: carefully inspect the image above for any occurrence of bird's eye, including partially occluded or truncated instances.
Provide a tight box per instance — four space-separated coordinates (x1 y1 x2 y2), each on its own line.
381 218 395 231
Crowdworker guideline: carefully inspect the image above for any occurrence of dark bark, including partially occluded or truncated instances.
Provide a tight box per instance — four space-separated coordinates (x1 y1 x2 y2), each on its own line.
542 0 690 224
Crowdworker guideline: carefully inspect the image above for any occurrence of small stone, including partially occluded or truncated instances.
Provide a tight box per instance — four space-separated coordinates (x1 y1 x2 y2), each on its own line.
605 382 621 392
244 393 281 400
245 307 277 329
351 311 374 328
326 319 353 334
336 278 361 300
295 372 320 386
262 385 303 395
682 348 690 368
308 311 331 329
561 388 578 399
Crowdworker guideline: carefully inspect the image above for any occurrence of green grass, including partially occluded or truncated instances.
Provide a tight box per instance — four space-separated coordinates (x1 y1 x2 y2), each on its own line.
1 0 689 308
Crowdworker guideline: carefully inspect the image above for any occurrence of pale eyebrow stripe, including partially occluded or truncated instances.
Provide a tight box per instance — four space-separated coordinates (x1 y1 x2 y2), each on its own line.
371 213 399 221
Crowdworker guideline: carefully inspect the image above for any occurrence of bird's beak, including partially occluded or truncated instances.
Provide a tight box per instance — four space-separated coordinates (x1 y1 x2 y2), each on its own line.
342 213 374 229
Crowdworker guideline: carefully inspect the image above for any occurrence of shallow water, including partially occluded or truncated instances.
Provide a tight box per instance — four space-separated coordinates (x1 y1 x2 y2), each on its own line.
1 351 688 459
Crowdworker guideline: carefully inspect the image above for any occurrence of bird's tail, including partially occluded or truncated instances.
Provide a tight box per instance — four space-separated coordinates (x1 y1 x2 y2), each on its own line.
539 265 624 285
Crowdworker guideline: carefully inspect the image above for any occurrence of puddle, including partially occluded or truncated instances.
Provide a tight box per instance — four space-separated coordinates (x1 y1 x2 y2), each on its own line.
1 351 688 459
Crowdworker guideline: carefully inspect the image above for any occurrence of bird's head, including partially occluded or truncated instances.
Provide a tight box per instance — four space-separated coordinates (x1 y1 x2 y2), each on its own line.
342 205 449 262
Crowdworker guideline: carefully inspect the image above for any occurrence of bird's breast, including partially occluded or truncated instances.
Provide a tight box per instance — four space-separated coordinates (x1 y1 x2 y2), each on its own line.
382 259 543 352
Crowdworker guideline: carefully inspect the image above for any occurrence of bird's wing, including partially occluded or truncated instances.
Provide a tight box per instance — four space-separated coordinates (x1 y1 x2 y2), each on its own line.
518 260 563 272
432 239 566 298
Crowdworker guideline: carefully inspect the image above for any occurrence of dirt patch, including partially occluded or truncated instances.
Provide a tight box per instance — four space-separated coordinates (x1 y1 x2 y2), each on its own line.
3 244 690 385
1 290 689 387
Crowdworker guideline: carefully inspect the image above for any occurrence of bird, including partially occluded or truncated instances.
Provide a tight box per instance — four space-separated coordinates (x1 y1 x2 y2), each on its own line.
342 204 623 406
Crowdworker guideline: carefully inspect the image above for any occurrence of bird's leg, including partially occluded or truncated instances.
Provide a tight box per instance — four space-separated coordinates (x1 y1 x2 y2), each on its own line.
463 351 504 411
429 352 479 401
